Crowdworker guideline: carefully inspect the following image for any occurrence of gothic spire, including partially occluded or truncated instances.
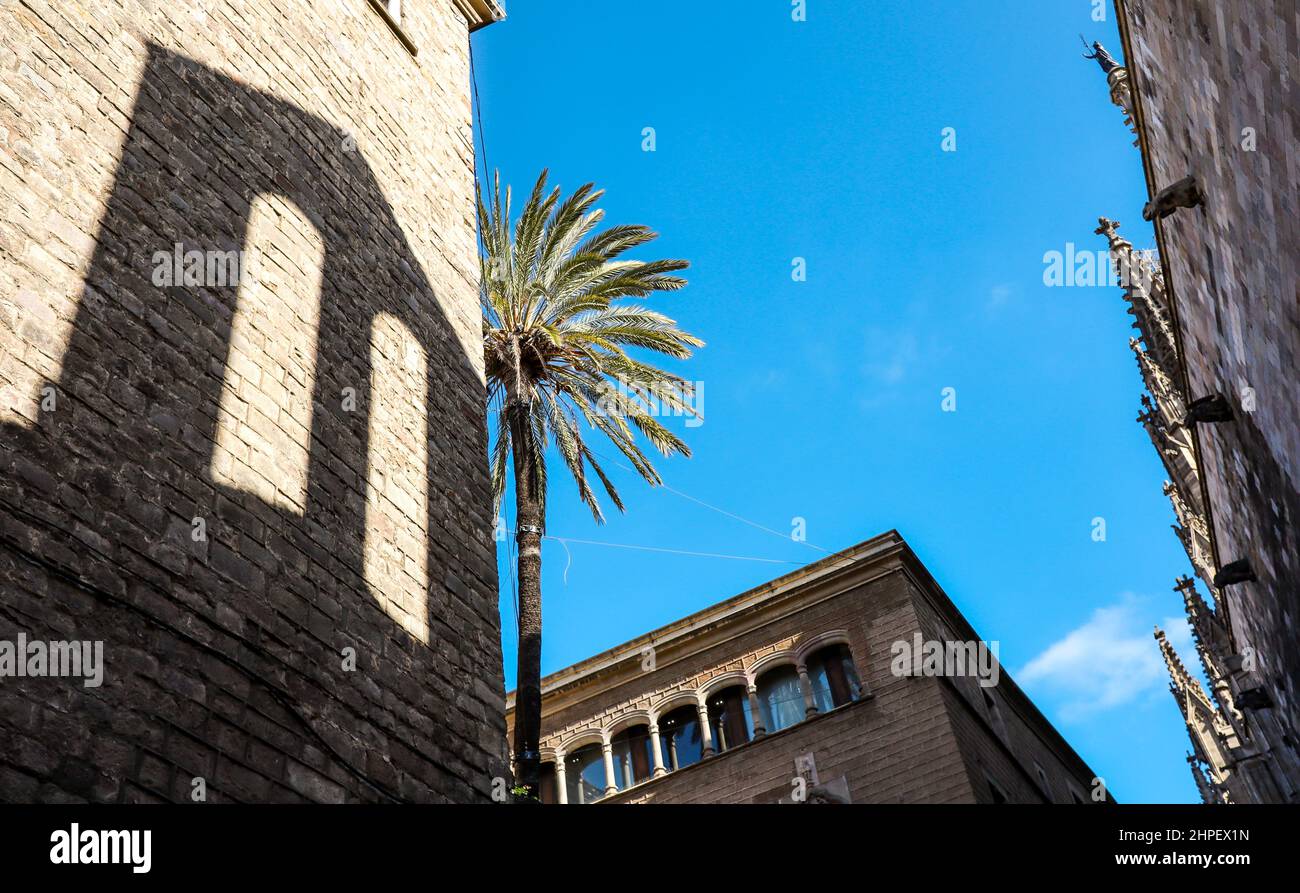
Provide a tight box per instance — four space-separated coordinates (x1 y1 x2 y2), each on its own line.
1175 577 1242 728
1138 395 1201 508
1131 337 1185 427
1155 625 1209 707
1097 218 1180 378
1166 486 1217 590
1187 753 1228 804
1155 626 1240 791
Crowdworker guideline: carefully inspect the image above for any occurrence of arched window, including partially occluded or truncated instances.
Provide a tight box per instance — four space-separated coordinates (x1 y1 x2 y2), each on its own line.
807 643 861 712
756 665 805 733
707 685 752 752
538 762 560 804
564 743 606 804
657 705 703 771
609 725 654 791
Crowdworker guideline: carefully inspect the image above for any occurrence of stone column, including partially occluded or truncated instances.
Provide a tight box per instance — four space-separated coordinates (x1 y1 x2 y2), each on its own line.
601 738 618 796
648 723 666 777
747 684 767 737
554 754 568 805
797 663 818 717
697 700 715 756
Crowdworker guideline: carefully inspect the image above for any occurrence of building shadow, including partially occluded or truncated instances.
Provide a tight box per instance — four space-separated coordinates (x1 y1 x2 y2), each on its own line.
0 45 505 802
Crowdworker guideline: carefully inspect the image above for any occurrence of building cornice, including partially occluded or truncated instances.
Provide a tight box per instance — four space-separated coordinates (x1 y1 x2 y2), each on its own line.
896 553 1109 787
456 0 506 31
505 530 906 712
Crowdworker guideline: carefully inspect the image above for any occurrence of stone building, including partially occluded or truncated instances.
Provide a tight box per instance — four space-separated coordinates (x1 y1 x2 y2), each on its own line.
1089 0 1300 802
506 532 1108 804
0 0 507 802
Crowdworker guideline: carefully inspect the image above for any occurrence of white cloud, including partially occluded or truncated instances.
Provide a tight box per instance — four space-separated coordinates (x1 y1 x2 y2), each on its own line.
863 328 918 387
1018 594 1194 723
987 283 1013 310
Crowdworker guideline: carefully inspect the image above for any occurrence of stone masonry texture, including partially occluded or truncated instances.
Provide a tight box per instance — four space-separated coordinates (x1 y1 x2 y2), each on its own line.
519 536 1104 804
1123 0 1300 723
0 1 507 802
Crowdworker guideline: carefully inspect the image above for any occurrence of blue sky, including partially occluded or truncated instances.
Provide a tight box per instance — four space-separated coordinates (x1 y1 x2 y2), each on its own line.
473 0 1199 803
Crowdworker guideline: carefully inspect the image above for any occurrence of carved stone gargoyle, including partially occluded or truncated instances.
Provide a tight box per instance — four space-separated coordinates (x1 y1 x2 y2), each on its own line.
805 784 850 804
1213 558 1257 588
1143 175 1205 221
1183 393 1235 426
1235 686 1274 711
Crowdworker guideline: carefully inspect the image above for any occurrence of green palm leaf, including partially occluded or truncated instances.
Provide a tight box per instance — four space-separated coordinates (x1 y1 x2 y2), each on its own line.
481 170 702 799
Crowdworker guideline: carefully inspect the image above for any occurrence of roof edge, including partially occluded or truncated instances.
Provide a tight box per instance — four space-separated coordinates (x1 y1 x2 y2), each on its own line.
506 530 906 707
458 0 505 31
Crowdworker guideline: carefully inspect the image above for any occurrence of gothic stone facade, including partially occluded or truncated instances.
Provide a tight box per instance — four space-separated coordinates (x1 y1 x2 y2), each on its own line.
507 532 1107 805
0 0 507 802
1092 0 1300 802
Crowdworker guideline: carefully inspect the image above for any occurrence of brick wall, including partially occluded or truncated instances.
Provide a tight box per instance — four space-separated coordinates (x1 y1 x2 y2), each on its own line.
1122 0 1300 717
526 542 1103 804
536 567 915 741
0 0 506 802
606 681 974 805
590 569 975 804
911 592 1097 803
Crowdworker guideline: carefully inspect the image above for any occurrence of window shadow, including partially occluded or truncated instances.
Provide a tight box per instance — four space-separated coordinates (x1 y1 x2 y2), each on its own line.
0 45 505 803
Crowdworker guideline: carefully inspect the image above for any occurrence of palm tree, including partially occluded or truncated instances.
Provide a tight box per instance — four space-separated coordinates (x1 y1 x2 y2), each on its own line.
479 169 703 798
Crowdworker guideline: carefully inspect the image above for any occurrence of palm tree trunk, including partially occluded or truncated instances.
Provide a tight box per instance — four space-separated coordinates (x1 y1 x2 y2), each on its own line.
508 396 544 798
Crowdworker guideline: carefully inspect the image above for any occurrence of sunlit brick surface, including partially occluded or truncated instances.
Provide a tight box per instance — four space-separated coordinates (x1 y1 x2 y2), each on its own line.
0 0 505 803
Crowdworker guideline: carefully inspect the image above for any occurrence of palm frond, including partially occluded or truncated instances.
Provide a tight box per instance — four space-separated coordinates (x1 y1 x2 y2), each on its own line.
481 170 702 522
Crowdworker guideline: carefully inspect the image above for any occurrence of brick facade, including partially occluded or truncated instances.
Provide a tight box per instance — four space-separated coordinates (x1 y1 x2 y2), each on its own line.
1122 0 1300 724
0 0 506 802
1102 0 1300 801
510 533 1105 804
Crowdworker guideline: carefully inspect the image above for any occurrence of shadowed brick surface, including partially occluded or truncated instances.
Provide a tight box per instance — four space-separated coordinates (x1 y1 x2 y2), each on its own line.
0 0 506 803
1124 0 1300 722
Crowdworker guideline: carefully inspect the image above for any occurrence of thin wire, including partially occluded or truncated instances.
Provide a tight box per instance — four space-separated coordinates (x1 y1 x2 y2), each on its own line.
557 537 573 584
581 447 888 583
544 536 801 566
472 37 842 585
652 478 831 555
588 446 832 555
469 36 490 195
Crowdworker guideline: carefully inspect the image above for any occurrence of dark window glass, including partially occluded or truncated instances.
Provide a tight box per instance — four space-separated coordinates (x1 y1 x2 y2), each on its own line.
707 686 752 752
808 643 861 712
757 665 805 732
658 705 703 771
609 725 654 790
564 744 606 804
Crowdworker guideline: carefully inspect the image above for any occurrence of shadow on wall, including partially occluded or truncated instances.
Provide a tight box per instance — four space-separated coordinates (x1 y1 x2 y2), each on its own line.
0 45 505 802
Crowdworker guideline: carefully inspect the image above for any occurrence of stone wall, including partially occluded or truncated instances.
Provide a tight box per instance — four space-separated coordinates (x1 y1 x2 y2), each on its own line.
1122 0 1300 721
526 539 1104 804
606 681 975 805
555 566 978 804
911 587 1097 804
0 0 506 802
